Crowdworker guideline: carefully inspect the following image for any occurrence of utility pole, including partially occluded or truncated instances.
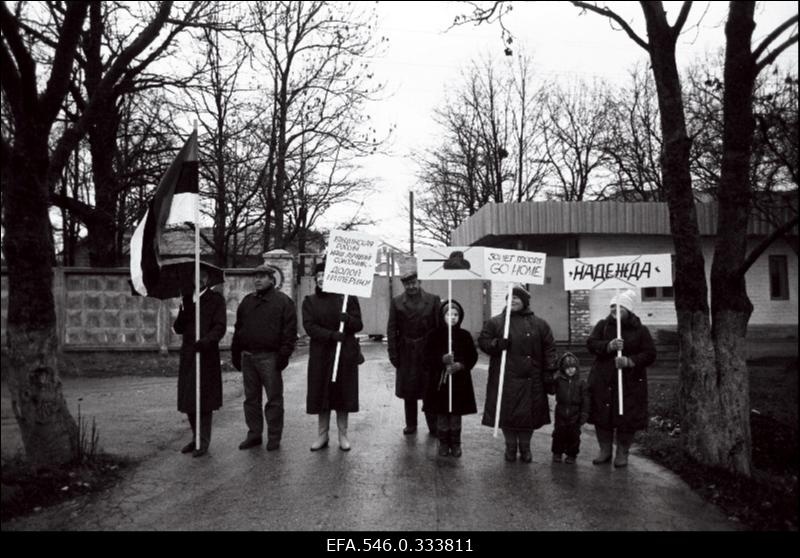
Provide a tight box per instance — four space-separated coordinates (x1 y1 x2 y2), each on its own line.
409 190 414 256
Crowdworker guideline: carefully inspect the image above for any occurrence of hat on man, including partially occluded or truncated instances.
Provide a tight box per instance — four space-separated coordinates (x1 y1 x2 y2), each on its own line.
253 263 275 278
609 289 636 312
400 270 418 283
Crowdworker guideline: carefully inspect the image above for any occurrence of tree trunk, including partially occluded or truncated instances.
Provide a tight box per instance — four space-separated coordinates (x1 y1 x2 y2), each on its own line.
702 2 758 475
5 131 79 468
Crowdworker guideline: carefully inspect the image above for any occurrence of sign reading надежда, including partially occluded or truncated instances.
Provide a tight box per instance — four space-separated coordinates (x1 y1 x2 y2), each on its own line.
323 230 379 298
562 254 673 290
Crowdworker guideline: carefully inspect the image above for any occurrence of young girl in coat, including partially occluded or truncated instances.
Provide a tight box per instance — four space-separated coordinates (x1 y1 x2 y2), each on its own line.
422 300 478 457
549 352 590 464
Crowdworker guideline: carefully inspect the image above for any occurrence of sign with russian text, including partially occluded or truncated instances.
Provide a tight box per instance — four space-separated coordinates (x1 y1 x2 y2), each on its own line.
484 248 547 284
323 230 379 298
417 246 485 280
563 254 673 290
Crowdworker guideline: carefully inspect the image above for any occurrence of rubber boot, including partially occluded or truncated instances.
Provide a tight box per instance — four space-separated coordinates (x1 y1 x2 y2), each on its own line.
614 431 633 468
310 410 330 451
503 430 517 462
337 411 351 451
450 428 462 458
518 430 533 463
592 427 613 465
438 429 450 457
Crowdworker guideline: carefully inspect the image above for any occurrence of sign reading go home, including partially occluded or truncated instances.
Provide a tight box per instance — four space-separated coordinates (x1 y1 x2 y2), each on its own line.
323 230 379 298
484 248 547 284
563 254 673 290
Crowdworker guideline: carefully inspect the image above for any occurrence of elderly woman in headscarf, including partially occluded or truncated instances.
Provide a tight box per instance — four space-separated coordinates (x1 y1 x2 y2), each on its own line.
586 289 656 468
422 299 478 458
478 285 558 463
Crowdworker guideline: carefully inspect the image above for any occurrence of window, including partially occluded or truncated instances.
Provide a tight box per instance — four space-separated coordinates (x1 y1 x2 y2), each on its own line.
769 255 789 300
641 255 676 301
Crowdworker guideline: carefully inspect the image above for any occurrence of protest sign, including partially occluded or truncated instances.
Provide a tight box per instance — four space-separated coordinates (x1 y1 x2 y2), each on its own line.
563 254 672 290
484 248 546 284
417 246 484 280
323 230 379 298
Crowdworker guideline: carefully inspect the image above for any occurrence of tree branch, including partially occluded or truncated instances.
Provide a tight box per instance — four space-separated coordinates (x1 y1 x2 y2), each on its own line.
737 214 799 277
756 33 799 74
672 1 693 38
753 14 798 60
571 1 649 51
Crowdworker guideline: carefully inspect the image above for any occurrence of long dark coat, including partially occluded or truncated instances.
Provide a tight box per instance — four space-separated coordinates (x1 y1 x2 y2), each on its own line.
173 288 227 413
302 289 362 413
478 308 557 431
549 371 590 427
586 312 656 432
421 325 478 416
387 289 441 399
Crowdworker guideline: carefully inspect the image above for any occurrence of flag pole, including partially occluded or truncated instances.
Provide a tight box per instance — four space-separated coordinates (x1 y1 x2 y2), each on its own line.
332 294 348 383
194 125 201 451
448 279 452 414
493 282 513 438
616 288 623 416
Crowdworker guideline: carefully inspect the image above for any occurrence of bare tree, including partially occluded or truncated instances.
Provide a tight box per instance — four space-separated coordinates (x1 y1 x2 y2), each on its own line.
542 79 612 200
601 64 664 201
0 1 200 466
250 1 386 250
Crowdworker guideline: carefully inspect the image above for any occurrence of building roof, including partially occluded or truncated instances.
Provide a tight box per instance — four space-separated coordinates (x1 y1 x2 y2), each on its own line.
451 201 798 245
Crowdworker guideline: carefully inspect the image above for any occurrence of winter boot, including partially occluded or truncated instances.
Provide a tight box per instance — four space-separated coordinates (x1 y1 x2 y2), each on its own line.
450 428 462 458
311 410 330 451
614 431 633 468
592 427 613 465
337 411 351 451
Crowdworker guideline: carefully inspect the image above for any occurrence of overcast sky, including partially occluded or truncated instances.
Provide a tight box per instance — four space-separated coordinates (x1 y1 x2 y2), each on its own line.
324 1 798 251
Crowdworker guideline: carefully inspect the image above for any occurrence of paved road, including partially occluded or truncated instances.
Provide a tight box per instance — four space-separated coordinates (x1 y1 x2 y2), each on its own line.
2 342 736 531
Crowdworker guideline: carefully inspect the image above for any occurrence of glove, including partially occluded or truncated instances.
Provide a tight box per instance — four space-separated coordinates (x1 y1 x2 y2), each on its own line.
331 331 345 343
608 338 624 353
194 339 210 353
339 312 349 323
276 355 289 371
446 363 464 375
497 338 511 351
615 356 635 369
442 353 455 365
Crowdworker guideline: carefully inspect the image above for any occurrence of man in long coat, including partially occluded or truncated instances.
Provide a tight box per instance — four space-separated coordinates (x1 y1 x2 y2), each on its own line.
387 270 441 435
173 267 227 457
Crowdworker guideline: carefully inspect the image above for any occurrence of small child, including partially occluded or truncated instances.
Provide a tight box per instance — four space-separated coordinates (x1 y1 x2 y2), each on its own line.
549 352 590 464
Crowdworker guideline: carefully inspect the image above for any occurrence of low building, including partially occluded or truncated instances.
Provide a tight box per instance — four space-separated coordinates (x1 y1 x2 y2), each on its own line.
451 201 798 356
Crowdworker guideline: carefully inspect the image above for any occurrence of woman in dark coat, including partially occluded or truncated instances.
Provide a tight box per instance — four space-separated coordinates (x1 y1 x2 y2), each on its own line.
478 285 557 463
422 299 478 458
303 262 363 452
586 289 656 468
173 268 227 457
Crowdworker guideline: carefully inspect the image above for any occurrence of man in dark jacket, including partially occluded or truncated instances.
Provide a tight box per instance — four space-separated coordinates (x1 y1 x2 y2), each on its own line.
387 270 441 435
231 264 298 451
173 266 227 457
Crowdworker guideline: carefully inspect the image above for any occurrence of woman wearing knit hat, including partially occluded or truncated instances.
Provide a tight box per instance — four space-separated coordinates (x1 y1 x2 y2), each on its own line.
586 289 656 467
421 300 478 457
478 284 558 463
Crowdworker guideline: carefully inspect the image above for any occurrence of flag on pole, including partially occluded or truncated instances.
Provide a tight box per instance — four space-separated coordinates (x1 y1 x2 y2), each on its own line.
130 131 199 298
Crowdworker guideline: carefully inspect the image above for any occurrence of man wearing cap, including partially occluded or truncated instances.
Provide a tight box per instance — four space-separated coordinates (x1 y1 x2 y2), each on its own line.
231 264 298 451
586 289 656 467
387 269 442 435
